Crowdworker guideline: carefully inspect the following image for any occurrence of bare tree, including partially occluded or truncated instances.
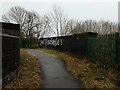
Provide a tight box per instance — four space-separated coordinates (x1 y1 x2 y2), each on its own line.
2 15 11 23
34 14 56 46
36 14 54 38
2 6 28 33
49 5 67 37
2 6 42 47
71 21 86 34
22 11 40 47
98 20 117 34
63 19 76 35
70 19 118 35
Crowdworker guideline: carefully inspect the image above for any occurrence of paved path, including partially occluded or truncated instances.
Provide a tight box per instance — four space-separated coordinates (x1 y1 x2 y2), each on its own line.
26 49 81 88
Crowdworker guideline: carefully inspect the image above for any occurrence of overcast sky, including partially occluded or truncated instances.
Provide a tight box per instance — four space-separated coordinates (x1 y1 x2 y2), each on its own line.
0 1 118 23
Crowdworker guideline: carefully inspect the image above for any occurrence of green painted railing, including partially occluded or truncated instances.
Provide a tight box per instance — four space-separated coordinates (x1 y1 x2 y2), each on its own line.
87 33 120 69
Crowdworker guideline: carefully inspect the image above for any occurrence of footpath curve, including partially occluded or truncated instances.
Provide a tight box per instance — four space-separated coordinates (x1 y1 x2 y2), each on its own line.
26 49 81 88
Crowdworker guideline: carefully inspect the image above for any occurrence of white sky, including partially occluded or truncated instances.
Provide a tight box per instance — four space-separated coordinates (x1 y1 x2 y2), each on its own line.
0 0 119 23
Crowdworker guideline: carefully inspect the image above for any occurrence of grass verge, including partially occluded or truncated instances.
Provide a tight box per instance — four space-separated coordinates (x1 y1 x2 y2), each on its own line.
4 49 43 89
38 48 118 88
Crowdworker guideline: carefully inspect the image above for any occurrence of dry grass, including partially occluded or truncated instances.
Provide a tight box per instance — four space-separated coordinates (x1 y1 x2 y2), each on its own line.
4 49 43 89
38 48 118 88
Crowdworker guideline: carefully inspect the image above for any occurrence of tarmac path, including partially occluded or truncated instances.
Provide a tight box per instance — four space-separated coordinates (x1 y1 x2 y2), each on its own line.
26 49 81 88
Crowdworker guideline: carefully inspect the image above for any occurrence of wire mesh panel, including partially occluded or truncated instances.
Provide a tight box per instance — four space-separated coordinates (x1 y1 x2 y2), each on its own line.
116 34 120 71
39 33 93 57
1 22 20 88
39 32 119 69
87 33 119 69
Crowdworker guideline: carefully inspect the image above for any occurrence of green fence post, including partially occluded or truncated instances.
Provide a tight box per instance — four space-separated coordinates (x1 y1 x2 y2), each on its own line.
86 33 88 59
115 33 119 69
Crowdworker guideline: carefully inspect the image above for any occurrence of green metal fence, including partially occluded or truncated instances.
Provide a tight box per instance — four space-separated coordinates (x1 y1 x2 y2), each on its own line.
87 33 120 69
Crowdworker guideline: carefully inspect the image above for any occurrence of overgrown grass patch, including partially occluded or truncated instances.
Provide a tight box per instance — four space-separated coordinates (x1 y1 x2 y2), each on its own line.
38 48 118 88
4 49 43 89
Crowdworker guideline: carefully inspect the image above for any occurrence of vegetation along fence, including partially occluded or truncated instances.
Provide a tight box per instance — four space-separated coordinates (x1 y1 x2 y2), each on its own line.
39 32 120 70
1 22 20 87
